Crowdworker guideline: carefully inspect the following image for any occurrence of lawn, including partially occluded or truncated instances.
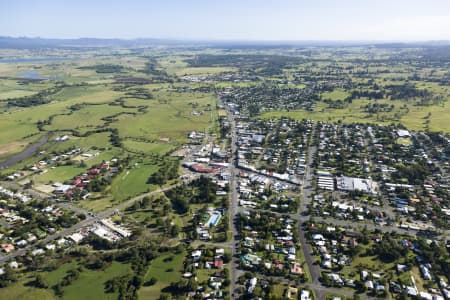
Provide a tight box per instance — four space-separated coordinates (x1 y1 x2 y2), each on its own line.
0 283 56 300
110 162 159 201
0 259 131 300
33 165 85 184
62 262 130 300
78 195 116 212
139 251 186 300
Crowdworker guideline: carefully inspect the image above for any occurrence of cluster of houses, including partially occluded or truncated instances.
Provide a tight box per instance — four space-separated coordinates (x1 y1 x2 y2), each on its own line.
240 211 304 279
0 186 30 203
312 122 448 232
185 248 228 299
53 160 118 199
219 83 319 115
309 222 450 299
29 147 83 173
310 229 355 272
0 201 67 254
368 126 449 229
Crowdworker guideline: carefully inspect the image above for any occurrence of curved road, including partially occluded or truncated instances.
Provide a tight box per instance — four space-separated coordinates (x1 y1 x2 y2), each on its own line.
0 135 49 169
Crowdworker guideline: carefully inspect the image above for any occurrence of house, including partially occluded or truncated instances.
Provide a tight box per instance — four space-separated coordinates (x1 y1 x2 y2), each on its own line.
31 249 45 256
300 289 312 300
248 277 257 294
365 280 374 290
290 262 303 275
68 232 84 244
285 287 298 299
242 254 261 266
191 250 202 261
1 243 14 253
214 257 224 269
209 276 223 290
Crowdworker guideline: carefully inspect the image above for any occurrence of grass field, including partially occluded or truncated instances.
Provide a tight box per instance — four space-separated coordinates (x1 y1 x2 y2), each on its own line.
0 278 56 300
122 140 175 155
139 251 186 300
33 165 85 184
109 162 159 201
175 66 237 76
62 262 130 300
114 91 215 142
321 88 350 101
48 132 112 152
45 104 138 132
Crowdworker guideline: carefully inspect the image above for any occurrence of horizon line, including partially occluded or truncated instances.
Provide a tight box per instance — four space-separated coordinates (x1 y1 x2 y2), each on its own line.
2 35 450 44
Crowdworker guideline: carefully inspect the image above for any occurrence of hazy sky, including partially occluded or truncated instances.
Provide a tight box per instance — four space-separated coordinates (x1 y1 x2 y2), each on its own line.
1 0 450 41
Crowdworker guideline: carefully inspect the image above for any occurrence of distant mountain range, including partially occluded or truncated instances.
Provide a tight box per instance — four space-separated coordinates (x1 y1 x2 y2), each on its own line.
1 36 450 49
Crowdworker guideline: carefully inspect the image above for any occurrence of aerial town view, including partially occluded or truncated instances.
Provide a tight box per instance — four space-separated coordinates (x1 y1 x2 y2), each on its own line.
0 1 448 299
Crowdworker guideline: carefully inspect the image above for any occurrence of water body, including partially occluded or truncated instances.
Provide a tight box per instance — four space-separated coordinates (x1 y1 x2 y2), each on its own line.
0 135 49 169
18 71 46 80
0 57 74 63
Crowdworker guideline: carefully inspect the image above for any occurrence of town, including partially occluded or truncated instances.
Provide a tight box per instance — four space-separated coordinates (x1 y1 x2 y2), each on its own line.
0 30 449 300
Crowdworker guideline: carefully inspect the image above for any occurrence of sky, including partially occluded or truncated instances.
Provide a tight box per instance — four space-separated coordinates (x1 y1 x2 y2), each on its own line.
1 0 450 41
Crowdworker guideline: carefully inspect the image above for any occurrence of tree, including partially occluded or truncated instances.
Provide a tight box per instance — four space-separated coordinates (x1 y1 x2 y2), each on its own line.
34 274 49 288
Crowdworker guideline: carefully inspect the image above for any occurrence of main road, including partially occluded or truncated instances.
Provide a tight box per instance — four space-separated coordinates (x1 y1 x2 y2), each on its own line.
225 103 241 298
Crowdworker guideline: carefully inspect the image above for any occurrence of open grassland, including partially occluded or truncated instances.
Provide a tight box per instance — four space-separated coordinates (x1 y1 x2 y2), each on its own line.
45 104 138 132
139 251 186 300
175 66 238 76
0 79 53 100
0 85 123 157
48 132 112 152
321 88 350 100
401 100 450 132
122 140 175 155
114 91 215 142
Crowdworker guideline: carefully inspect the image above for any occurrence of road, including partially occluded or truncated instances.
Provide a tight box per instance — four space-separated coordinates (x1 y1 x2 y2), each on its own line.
0 135 49 169
295 123 327 298
225 103 241 298
0 181 190 263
